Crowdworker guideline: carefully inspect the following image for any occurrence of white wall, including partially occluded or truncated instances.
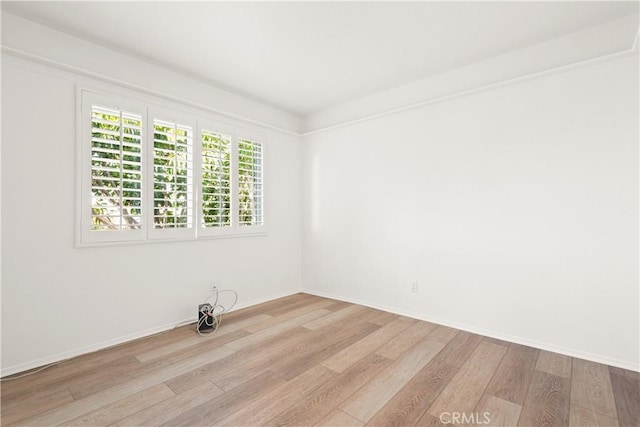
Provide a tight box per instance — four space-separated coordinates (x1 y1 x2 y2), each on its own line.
302 55 639 370
1 55 303 375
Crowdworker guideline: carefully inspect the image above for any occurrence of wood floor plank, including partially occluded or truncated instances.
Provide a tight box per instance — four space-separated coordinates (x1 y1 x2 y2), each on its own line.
0 387 75 425
165 325 311 393
571 358 618 420
224 308 331 351
3 353 144 405
609 366 640 378
219 293 308 324
111 381 223 426
322 316 416 373
365 359 459 426
0 327 193 402
134 314 268 362
368 309 398 326
340 338 444 422
61 383 175 426
426 324 459 344
243 300 335 333
427 341 507 419
133 335 207 363
161 371 286 426
266 353 392 426
324 301 353 312
269 320 381 381
0 366 68 403
18 345 234 426
365 329 499 427
66 355 143 400
535 350 572 378
302 304 368 330
474 395 522 427
609 366 640 427
517 370 570 427
213 327 320 391
569 404 619 427
375 320 437 360
485 343 539 404
67 329 245 400
236 292 315 317
264 294 325 317
417 414 447 426
215 365 336 426
482 336 511 348
429 330 484 368
50 325 194 376
140 328 249 366
317 409 364 427
214 304 380 392
211 320 377 391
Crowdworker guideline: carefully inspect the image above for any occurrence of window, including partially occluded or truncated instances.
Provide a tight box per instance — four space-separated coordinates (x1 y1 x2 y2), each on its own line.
200 128 232 230
148 110 196 240
78 91 265 245
152 119 193 230
238 138 264 227
90 106 143 231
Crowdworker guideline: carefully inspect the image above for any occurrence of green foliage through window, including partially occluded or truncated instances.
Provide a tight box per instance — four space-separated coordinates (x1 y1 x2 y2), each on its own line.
153 120 193 229
201 130 231 228
238 138 263 226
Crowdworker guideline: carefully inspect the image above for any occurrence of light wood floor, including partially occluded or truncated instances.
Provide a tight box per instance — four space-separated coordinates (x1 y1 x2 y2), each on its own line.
2 293 639 426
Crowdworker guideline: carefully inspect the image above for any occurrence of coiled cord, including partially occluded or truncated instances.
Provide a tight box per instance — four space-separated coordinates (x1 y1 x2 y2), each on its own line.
196 288 238 336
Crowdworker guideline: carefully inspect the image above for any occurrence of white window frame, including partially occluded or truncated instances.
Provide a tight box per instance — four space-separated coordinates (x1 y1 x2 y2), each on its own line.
78 91 148 245
77 88 267 247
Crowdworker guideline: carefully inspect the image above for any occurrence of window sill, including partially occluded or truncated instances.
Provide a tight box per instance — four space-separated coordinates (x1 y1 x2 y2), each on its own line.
75 230 268 248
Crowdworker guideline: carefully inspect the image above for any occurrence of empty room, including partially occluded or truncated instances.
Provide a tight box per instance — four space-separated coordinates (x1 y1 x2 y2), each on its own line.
1 1 639 426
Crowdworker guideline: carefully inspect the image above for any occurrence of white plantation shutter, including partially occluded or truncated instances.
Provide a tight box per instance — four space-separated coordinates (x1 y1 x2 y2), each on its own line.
237 138 264 227
91 106 143 231
80 92 147 245
79 91 266 245
197 124 265 236
151 118 194 233
200 129 232 229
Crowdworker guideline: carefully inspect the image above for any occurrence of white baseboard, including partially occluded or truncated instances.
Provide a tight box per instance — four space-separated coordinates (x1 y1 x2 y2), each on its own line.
302 288 640 373
0 288 302 378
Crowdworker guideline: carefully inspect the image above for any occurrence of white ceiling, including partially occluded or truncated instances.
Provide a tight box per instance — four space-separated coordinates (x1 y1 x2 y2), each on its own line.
2 1 638 116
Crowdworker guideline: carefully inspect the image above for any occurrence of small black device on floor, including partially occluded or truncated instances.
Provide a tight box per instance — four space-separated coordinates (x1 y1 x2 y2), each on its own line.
197 303 214 333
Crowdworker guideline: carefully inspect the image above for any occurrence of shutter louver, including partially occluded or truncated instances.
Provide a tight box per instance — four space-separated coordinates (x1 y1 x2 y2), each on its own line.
201 130 232 228
90 106 143 231
153 119 194 229
238 138 263 226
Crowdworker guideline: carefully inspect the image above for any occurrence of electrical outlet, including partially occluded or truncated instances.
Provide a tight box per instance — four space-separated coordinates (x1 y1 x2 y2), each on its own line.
210 281 217 292
410 281 419 293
